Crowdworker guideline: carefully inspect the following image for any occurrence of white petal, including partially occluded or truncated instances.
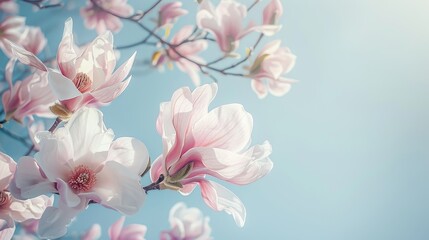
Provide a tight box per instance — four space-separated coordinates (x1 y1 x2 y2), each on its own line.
38 199 87 239
12 156 56 199
48 69 81 101
94 161 146 215
106 137 150 176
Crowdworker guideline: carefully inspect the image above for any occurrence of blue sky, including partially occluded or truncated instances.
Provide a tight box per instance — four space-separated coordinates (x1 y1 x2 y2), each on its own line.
2 0 429 239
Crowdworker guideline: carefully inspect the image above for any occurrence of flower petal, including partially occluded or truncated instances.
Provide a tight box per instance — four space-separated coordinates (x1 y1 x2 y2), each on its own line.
199 180 246 227
0 151 16 190
38 199 87 239
48 69 81 101
94 161 146 215
12 156 56 199
108 216 125 240
106 137 149 176
192 103 253 152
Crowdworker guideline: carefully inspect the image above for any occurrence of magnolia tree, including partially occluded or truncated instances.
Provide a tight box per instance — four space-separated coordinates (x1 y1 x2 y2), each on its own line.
0 0 296 239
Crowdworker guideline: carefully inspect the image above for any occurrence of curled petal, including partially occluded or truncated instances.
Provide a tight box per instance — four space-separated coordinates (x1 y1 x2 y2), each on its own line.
6 39 47 71
199 180 246 227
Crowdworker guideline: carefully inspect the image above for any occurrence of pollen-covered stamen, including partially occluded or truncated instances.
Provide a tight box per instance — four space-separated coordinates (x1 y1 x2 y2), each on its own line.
72 72 93 93
0 191 10 207
68 165 96 193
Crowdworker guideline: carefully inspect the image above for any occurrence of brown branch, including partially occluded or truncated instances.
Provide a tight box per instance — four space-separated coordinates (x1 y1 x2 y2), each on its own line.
21 0 63 9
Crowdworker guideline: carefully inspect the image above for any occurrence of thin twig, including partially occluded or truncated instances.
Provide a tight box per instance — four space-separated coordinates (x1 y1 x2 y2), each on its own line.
0 128 31 147
247 0 260 11
91 0 247 78
143 0 162 16
21 0 63 9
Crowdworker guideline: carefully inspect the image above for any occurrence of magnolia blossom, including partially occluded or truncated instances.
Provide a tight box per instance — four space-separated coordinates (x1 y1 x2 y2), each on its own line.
157 2 188 28
0 0 18 14
10 108 149 239
246 40 296 98
0 17 25 56
8 18 135 114
19 27 47 56
81 0 133 34
81 224 102 240
262 0 283 36
108 216 147 240
0 17 47 57
0 152 53 240
153 26 207 86
1 59 55 123
150 83 273 227
160 202 212 240
197 0 275 55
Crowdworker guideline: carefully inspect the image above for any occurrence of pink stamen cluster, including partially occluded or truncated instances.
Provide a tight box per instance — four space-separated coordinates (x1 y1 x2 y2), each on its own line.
68 165 96 192
72 72 93 93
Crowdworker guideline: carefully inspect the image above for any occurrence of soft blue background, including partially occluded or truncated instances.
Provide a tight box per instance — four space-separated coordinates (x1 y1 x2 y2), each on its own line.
2 0 429 239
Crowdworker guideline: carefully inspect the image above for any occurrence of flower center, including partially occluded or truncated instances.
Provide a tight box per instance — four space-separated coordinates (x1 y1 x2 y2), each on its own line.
0 191 10 207
72 72 92 93
68 165 96 193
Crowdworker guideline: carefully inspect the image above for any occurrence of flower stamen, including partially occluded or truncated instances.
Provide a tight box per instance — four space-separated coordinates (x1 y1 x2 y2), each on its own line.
68 165 96 193
72 72 92 93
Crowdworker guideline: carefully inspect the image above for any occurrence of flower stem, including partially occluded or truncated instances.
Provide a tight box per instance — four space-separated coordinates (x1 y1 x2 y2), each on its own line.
143 174 165 194
48 117 62 133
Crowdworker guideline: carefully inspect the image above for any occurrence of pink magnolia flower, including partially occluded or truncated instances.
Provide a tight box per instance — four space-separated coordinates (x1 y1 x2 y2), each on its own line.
150 83 273 227
7 18 135 114
19 26 47 56
81 0 133 34
153 25 207 86
1 59 55 123
246 40 296 98
196 0 274 55
0 16 25 56
10 108 149 239
0 17 47 57
0 152 53 240
0 0 18 14
160 202 212 240
81 224 101 240
157 2 188 28
108 216 147 240
262 0 283 36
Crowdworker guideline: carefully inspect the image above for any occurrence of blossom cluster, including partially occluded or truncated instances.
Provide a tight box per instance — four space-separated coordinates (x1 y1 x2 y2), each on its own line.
0 0 296 239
